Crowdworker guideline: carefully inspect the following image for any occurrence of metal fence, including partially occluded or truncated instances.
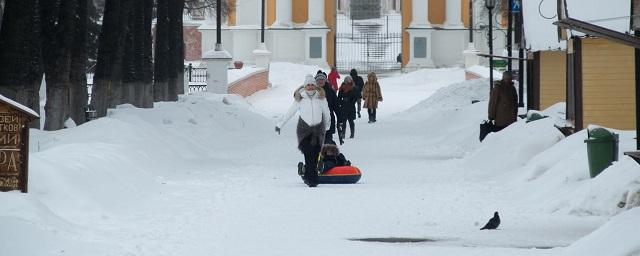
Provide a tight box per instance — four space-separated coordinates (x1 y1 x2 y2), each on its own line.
336 14 402 73
85 64 209 101
185 64 207 92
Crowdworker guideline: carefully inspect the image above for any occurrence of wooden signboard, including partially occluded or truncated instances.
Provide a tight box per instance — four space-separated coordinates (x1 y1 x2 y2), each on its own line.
0 96 38 193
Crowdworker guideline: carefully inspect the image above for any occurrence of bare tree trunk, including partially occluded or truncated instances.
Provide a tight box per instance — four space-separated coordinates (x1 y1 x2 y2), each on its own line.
154 0 170 102
69 0 88 125
0 0 43 128
42 0 78 130
0 0 6 31
92 0 126 117
120 0 136 106
121 0 152 108
168 0 185 100
141 0 154 107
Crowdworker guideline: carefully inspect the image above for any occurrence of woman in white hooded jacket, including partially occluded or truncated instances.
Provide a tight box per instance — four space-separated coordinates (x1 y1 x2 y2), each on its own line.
276 74 331 187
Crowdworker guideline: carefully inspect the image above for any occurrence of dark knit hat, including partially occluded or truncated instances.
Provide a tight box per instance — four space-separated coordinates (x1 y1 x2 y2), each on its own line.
314 73 327 81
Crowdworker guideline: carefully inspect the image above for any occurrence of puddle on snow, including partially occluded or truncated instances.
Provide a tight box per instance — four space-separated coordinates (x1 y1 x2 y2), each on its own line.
349 237 559 249
348 237 440 243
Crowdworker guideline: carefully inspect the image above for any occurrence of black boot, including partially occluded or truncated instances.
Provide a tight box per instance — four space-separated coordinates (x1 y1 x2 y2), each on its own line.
350 130 354 139
298 162 304 176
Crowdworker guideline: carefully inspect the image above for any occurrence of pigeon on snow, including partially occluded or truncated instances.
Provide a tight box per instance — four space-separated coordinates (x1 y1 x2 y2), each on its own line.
480 211 500 230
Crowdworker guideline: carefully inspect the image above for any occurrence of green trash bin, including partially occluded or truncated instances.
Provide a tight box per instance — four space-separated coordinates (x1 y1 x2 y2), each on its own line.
584 128 619 178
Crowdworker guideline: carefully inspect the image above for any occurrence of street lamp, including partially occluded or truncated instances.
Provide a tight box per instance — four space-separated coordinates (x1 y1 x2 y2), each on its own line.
486 0 496 92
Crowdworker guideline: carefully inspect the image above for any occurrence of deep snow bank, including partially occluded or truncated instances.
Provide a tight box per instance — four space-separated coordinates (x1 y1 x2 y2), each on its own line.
562 207 640 256
0 93 272 255
406 78 490 112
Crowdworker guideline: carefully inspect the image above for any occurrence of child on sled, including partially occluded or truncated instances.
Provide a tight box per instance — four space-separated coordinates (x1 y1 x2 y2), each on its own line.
298 143 351 176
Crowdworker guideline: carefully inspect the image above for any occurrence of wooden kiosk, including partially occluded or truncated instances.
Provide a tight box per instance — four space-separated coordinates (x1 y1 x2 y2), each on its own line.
0 95 38 193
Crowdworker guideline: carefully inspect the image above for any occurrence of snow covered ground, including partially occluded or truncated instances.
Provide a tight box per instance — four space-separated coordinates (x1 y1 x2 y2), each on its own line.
1 62 639 255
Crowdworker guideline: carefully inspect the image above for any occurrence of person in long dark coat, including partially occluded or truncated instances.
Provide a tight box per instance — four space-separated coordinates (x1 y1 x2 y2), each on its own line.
350 69 365 118
315 71 339 144
488 71 518 131
338 76 358 139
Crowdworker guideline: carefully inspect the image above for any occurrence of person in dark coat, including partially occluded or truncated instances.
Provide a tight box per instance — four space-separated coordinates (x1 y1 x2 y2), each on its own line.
337 76 358 139
349 69 365 118
318 144 350 174
315 71 339 144
488 71 518 131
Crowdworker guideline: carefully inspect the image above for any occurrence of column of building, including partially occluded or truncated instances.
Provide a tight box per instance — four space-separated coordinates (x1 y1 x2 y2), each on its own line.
274 0 292 27
445 0 463 27
406 0 434 68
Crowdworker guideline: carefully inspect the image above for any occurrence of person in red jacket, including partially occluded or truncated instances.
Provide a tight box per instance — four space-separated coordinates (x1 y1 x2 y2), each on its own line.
327 66 340 91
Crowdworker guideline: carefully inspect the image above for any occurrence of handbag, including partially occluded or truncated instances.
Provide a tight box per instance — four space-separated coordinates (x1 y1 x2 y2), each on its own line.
479 120 495 142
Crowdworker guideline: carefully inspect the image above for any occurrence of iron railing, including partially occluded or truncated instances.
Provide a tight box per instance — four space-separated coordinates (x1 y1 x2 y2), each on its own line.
336 13 402 73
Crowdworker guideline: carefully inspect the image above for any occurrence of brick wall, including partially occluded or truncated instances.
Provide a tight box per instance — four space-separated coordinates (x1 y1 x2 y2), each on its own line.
465 70 482 80
184 26 202 61
228 69 270 97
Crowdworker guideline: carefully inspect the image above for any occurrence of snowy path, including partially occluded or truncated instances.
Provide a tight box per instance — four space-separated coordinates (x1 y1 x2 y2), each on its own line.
75 114 599 256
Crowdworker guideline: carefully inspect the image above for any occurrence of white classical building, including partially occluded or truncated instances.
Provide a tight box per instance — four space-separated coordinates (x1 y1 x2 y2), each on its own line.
198 0 507 71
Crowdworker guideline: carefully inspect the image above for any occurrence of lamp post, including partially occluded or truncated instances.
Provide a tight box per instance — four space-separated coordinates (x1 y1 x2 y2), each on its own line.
469 0 473 43
261 0 265 43
215 0 222 51
486 0 496 91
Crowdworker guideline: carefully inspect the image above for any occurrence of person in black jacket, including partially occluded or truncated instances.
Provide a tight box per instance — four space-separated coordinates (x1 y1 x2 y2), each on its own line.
318 143 350 174
337 76 358 140
315 71 339 144
349 69 365 118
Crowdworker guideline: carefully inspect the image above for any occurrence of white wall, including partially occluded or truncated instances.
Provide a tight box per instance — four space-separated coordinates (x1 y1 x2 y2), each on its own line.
231 30 260 63
235 0 261 26
200 29 234 56
431 30 467 67
199 28 307 65
266 30 306 63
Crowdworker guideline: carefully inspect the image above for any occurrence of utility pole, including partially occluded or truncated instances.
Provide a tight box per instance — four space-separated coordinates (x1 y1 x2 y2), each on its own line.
215 0 222 50
633 0 640 149
486 0 496 91
515 0 524 107
507 0 513 73
469 0 474 43
261 0 265 43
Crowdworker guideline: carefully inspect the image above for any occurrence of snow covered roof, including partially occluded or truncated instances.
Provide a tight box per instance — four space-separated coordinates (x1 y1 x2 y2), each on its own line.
524 0 631 52
0 94 39 118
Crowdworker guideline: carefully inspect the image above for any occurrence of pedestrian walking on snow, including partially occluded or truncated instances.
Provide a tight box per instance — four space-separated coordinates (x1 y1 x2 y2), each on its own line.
338 76 358 140
328 66 340 91
276 74 331 187
362 72 383 123
315 71 339 144
488 71 518 132
350 69 365 118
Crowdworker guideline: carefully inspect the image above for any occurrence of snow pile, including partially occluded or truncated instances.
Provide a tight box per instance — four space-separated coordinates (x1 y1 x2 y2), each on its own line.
513 127 640 216
562 207 640 256
464 116 566 179
1 93 272 255
407 78 490 112
466 65 504 80
247 64 465 120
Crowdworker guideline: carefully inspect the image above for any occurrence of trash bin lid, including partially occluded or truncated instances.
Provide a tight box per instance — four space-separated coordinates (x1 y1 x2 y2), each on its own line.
527 112 547 123
588 127 613 140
